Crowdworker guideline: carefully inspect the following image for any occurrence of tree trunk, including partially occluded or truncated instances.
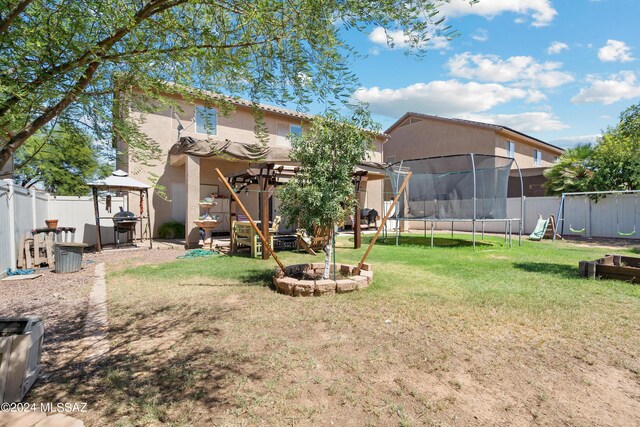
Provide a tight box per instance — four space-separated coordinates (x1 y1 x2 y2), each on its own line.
323 226 333 280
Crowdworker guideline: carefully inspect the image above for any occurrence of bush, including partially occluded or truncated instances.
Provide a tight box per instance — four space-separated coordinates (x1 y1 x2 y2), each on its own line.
157 221 185 239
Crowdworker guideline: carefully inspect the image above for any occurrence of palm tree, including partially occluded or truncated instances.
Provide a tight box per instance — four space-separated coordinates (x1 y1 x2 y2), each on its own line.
543 144 594 196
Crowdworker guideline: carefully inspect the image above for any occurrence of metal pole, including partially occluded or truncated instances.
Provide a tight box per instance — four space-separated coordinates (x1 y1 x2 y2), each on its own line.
471 154 477 250
430 221 434 248
215 168 286 272
355 171 412 275
394 161 404 247
555 193 566 240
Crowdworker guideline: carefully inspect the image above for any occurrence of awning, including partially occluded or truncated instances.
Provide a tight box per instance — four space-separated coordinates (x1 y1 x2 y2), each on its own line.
169 137 292 163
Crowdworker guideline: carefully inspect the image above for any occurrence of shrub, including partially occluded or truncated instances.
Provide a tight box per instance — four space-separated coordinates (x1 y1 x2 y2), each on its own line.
157 221 185 239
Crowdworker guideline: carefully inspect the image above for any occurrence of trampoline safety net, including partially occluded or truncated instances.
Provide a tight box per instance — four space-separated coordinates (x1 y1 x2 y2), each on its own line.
387 154 514 220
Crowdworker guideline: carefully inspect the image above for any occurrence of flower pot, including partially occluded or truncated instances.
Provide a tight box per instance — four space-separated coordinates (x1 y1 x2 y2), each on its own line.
45 219 59 229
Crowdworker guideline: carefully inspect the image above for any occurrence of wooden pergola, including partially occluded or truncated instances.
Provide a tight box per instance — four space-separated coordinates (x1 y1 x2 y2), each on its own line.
223 162 386 260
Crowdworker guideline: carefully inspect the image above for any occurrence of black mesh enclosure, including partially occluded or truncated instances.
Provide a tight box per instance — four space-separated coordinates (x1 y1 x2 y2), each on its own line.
387 154 514 220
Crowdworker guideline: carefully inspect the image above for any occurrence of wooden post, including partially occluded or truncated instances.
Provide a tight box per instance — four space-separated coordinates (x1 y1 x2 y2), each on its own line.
354 204 361 249
92 186 102 252
215 168 286 272
259 168 271 260
145 188 152 249
354 171 412 275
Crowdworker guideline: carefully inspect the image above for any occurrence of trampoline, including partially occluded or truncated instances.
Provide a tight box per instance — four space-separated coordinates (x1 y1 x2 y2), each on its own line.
386 154 523 248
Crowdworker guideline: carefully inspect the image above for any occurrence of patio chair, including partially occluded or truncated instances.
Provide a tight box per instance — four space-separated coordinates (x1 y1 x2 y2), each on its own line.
296 225 330 256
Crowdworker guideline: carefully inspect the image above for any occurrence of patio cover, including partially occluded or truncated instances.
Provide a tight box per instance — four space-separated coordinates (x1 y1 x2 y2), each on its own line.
169 137 291 162
88 169 152 191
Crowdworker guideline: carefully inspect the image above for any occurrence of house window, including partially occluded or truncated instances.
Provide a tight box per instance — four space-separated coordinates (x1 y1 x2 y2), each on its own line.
195 106 217 135
277 123 302 146
533 149 542 166
506 141 515 158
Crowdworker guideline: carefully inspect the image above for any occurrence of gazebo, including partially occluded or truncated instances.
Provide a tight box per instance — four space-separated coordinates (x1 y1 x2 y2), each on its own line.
88 170 152 251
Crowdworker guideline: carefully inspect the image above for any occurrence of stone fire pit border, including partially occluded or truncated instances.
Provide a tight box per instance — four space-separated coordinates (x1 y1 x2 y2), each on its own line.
273 263 373 296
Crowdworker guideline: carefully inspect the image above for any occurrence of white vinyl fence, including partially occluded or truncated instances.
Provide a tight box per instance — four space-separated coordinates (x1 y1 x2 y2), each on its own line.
1 179 125 274
389 194 640 240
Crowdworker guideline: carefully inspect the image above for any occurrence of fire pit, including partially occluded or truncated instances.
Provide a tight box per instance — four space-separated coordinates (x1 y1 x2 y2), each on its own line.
273 263 373 296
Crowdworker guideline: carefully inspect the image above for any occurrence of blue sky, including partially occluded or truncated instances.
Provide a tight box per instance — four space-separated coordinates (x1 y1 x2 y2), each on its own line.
339 0 640 148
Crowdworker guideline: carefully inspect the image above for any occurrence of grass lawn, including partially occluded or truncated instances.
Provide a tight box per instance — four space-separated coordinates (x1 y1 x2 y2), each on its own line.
79 235 640 426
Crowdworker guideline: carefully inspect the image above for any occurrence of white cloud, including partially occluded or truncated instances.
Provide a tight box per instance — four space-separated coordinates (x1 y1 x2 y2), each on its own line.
547 41 569 55
368 27 450 51
447 52 574 88
440 0 557 27
549 134 601 149
598 39 634 62
572 71 640 105
460 112 569 132
352 80 530 118
471 28 489 42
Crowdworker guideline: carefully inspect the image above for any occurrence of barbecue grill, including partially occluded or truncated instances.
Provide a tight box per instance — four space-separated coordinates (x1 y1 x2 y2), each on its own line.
113 209 138 247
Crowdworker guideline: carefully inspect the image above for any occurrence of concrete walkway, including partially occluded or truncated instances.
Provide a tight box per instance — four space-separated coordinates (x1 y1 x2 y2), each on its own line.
83 262 109 363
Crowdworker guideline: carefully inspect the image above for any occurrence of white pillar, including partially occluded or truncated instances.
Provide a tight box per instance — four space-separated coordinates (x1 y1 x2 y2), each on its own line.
4 179 17 270
31 187 37 229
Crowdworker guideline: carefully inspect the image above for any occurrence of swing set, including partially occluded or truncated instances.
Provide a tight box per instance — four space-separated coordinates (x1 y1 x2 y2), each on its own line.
553 190 640 240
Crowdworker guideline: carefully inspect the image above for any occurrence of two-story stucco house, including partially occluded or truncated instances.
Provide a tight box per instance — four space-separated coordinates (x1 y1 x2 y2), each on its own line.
115 90 387 247
384 113 564 196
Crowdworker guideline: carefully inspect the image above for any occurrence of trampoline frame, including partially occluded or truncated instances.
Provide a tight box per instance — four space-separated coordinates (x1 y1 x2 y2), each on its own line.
387 154 524 249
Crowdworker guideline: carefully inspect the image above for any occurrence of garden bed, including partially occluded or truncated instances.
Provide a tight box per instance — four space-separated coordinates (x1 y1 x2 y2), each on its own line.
579 254 640 283
273 262 373 296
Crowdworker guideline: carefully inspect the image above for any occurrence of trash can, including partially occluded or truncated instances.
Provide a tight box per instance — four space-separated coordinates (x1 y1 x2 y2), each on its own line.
53 242 88 273
0 317 44 403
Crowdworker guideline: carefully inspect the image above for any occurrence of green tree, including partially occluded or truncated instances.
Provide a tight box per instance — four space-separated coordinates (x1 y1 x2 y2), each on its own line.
543 144 594 196
278 109 375 279
589 103 640 191
0 0 469 169
13 122 112 195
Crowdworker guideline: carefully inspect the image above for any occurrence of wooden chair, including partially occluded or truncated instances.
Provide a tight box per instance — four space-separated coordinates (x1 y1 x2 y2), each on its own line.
232 220 274 258
296 225 330 256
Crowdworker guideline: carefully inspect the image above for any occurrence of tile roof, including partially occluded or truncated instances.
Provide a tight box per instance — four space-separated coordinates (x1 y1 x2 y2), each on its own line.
385 112 563 152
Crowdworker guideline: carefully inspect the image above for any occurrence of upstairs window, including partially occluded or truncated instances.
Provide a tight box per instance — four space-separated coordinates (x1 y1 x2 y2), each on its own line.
195 106 217 135
533 149 542 166
506 141 515 158
277 123 302 146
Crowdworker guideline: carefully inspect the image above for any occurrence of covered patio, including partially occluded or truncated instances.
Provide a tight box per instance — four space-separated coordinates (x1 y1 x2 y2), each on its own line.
167 137 387 255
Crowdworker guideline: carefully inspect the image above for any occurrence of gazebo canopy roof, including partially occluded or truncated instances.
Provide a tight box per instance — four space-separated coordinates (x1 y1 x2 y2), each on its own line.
89 170 151 191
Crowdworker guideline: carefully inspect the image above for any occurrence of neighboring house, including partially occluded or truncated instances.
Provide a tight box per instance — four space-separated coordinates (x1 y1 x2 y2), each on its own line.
115 90 387 247
383 113 564 197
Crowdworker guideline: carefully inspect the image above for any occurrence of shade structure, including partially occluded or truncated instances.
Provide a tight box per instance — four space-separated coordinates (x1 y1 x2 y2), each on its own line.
88 169 151 191
89 170 152 251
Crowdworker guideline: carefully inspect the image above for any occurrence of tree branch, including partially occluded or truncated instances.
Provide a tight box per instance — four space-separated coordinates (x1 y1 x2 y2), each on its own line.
0 61 101 167
0 0 189 118
0 0 34 34
100 37 280 61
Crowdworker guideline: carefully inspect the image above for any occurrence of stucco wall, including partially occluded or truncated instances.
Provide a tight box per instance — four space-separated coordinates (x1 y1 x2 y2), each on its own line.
384 116 561 169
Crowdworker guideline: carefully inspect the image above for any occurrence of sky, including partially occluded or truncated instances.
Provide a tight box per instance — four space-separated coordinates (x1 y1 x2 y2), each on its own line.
339 0 640 149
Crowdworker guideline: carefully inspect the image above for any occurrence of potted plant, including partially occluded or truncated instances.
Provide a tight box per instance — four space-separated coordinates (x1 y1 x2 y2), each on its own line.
45 219 59 228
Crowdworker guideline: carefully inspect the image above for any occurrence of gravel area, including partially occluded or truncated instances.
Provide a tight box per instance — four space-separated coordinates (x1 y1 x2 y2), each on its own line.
0 245 186 402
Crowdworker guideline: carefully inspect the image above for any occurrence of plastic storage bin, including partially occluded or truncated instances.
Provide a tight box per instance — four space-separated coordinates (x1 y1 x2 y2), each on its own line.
54 242 88 273
0 317 44 403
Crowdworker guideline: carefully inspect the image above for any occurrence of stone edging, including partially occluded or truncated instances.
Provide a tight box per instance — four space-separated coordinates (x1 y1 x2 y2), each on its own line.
273 263 373 296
